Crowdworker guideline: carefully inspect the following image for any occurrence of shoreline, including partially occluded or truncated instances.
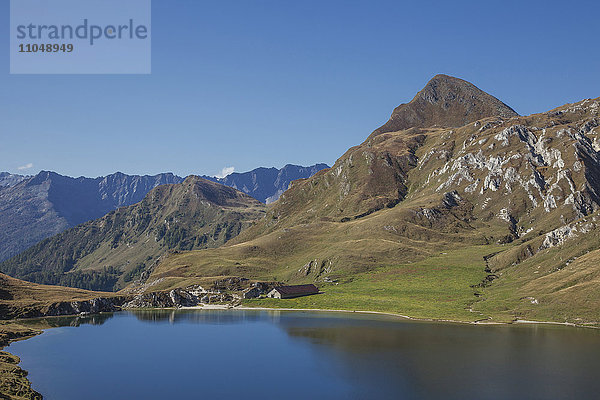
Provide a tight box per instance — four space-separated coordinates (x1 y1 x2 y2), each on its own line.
180 304 598 329
4 303 597 332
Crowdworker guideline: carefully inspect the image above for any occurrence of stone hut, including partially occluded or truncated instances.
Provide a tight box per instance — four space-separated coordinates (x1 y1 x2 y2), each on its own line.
242 286 261 299
267 284 319 299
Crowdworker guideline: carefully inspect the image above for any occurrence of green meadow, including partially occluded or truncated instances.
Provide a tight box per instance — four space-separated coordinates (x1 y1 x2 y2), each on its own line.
244 245 507 322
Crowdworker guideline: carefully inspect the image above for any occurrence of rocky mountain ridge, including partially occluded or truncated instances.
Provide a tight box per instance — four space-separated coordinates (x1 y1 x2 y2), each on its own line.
0 176 266 291
0 172 27 188
372 74 518 136
0 164 327 262
202 163 329 203
0 171 184 262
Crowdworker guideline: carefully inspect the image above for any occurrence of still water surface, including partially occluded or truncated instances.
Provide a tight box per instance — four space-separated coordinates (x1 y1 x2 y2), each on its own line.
8 310 600 400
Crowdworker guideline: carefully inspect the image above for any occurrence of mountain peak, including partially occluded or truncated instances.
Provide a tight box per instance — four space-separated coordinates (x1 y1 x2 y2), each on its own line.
372 75 518 136
177 175 263 208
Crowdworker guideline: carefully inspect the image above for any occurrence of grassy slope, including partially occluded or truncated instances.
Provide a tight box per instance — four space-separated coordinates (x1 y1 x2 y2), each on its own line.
144 97 600 325
147 189 489 288
0 347 42 400
0 273 115 319
474 219 600 325
243 231 600 327
245 245 505 321
0 176 266 291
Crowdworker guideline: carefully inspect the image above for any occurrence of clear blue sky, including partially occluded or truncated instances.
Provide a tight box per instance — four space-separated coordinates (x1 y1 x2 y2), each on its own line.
1 0 599 178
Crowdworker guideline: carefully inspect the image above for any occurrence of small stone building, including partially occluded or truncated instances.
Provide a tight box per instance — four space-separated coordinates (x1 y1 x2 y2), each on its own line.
267 284 319 299
242 286 261 299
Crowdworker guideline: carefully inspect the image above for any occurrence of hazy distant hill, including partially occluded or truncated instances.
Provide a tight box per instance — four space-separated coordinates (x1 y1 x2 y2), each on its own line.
0 176 265 291
203 163 330 203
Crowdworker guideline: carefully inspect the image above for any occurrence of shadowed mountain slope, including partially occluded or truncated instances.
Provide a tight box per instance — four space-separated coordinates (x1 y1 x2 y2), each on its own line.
0 177 265 291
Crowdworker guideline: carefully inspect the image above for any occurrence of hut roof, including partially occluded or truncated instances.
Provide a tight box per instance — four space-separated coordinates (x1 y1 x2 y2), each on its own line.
273 284 319 296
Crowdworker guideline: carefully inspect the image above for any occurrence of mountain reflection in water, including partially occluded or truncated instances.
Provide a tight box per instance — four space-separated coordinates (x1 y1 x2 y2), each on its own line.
8 310 600 400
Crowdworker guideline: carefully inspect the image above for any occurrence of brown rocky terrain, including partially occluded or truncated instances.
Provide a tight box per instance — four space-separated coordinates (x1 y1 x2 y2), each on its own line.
371 74 518 135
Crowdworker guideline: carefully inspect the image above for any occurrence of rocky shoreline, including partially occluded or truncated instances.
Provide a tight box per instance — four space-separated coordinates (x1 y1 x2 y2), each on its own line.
1 277 280 322
0 324 43 400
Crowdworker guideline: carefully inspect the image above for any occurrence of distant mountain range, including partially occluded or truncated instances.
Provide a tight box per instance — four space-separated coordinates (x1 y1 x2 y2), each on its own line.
0 164 328 262
203 164 330 203
0 172 28 187
0 171 183 263
0 176 265 291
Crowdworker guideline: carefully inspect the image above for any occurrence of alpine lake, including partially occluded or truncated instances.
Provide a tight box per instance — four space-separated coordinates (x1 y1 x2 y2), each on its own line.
8 309 600 400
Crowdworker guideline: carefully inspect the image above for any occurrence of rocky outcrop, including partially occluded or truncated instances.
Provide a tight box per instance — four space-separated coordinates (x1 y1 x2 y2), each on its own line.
124 278 282 306
539 219 595 251
420 98 600 246
123 289 199 308
0 296 131 320
45 297 128 316
210 277 251 292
